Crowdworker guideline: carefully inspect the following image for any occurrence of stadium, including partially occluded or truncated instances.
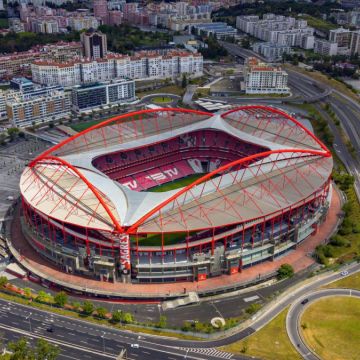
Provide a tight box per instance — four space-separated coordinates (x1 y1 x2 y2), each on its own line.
19 106 333 284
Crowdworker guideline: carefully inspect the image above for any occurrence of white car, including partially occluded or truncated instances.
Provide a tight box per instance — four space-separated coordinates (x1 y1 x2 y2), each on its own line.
131 344 140 349
341 270 349 276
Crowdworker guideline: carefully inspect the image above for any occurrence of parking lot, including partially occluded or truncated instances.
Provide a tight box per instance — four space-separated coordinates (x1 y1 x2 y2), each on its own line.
0 135 50 221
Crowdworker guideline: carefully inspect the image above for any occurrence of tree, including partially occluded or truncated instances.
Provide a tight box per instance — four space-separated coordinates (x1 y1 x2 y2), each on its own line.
111 310 122 323
0 276 8 288
181 74 188 88
82 300 94 316
121 312 133 324
277 263 294 280
7 338 31 360
35 290 53 303
7 127 19 141
33 338 60 360
23 287 32 298
96 307 107 319
54 291 68 307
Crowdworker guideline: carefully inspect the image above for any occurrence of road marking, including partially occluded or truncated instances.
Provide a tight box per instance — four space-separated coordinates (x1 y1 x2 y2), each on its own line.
243 295 259 302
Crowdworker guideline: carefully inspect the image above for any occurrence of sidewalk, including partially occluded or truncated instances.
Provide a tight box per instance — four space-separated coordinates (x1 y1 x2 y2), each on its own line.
8 188 341 300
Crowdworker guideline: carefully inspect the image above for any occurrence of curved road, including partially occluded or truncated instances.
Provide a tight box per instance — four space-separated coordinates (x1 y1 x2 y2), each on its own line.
0 264 359 360
286 288 360 360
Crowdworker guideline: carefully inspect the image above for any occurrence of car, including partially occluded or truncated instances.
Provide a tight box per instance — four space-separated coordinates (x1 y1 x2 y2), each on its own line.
301 299 309 305
341 270 349 276
131 344 139 348
46 327 54 333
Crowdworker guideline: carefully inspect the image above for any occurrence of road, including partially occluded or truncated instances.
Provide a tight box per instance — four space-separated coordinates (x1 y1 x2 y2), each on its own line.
286 288 360 360
285 68 360 201
1 263 359 360
8 268 311 328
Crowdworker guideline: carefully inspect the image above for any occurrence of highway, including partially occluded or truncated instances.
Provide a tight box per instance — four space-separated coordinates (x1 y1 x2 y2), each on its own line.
219 41 360 201
1 263 359 360
286 288 360 360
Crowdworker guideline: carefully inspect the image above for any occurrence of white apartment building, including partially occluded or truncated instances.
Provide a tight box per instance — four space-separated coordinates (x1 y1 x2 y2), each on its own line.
252 42 291 61
236 14 315 49
314 39 338 56
244 57 289 95
350 30 360 55
6 86 70 128
31 51 203 87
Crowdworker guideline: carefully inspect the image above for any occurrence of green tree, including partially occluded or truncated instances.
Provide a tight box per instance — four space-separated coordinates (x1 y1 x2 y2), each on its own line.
23 287 32 298
121 312 133 324
54 291 68 308
181 74 188 88
96 307 107 319
0 276 8 287
7 127 19 141
82 300 94 316
7 338 32 360
33 338 60 360
35 290 48 303
277 263 294 279
245 303 262 315
111 310 122 323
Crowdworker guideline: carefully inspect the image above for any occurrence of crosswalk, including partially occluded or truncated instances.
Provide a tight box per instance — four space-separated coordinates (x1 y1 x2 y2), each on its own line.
180 347 233 359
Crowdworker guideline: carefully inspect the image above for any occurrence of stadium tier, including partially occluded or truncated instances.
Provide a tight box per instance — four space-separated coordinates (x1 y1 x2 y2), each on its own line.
20 106 333 283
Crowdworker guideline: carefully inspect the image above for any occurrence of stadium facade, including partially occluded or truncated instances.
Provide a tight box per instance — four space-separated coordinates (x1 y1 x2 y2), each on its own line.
19 106 333 284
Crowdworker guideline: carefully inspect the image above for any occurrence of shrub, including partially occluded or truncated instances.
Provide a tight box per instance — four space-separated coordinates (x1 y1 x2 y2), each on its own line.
54 291 68 307
277 263 294 279
82 301 94 316
245 303 262 315
95 307 107 319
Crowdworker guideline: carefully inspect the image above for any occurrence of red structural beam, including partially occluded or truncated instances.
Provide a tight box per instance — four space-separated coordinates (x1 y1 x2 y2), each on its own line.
221 105 330 155
126 148 331 233
29 155 124 233
29 108 212 167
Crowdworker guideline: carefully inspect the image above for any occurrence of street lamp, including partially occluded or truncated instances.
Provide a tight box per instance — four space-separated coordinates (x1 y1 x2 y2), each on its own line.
101 331 106 353
25 312 32 332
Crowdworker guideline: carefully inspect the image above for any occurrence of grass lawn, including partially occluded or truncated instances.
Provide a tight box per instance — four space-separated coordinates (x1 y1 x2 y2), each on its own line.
325 272 360 291
298 15 336 32
301 296 360 360
70 119 104 132
220 307 302 360
148 174 204 193
151 96 174 104
137 85 185 98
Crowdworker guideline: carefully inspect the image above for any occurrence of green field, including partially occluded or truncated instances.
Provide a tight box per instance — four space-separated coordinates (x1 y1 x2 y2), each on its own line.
130 232 188 246
221 307 301 360
298 15 337 32
70 119 104 132
326 272 360 291
151 96 173 104
301 296 360 360
148 174 204 193
137 85 185 98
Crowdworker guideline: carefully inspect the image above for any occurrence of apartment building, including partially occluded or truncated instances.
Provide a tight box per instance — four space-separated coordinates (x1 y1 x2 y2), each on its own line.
244 57 289 95
329 28 351 47
236 14 315 49
5 79 70 128
252 42 291 61
31 51 203 87
314 39 338 56
71 79 135 112
81 30 107 59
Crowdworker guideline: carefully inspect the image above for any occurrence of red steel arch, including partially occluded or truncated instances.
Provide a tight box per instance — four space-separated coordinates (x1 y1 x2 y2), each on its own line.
222 105 330 155
30 108 212 167
28 155 124 232
126 147 331 233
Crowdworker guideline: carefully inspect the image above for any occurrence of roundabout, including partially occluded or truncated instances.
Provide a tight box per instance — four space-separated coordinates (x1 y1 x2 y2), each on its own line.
286 288 360 360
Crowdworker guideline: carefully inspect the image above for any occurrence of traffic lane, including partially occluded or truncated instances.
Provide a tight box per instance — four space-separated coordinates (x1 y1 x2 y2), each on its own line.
0 299 236 360
287 288 360 360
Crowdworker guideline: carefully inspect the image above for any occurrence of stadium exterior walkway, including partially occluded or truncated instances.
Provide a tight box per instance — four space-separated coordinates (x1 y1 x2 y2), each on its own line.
8 188 342 300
